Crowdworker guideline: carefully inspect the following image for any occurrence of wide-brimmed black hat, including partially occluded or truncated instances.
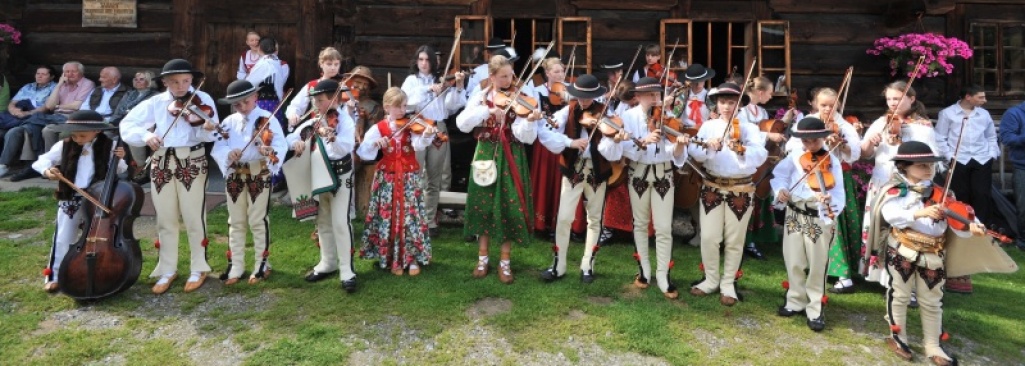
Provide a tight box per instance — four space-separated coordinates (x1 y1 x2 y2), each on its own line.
487 37 505 50
157 59 204 81
892 141 945 163
495 47 519 62
706 82 748 105
50 110 117 133
309 79 341 97
632 77 662 93
599 58 624 71
683 64 715 82
791 117 832 139
218 80 259 105
566 74 607 99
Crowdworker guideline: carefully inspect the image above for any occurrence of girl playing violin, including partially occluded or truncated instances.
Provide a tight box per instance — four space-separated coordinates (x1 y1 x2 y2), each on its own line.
865 141 986 366
858 81 943 286
401 44 467 238
603 77 689 298
784 87 864 294
285 79 359 293
770 117 845 332
356 87 434 276
211 80 288 286
285 47 345 130
631 44 680 88
456 54 543 284
687 82 768 306
737 76 786 260
35 110 127 293
530 57 569 235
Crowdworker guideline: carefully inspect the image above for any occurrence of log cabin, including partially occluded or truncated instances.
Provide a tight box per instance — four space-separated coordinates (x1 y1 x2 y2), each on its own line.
2 0 1023 194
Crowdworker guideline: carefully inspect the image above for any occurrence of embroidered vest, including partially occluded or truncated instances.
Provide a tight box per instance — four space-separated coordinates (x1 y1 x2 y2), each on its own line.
558 100 613 182
88 85 127 115
376 121 420 173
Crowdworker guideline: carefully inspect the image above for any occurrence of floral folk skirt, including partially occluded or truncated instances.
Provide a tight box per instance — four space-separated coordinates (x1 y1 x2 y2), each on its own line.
360 170 432 269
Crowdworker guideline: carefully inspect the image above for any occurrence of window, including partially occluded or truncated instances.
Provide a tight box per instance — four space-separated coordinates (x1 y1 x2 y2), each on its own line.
970 22 1025 96
660 19 791 95
455 16 592 76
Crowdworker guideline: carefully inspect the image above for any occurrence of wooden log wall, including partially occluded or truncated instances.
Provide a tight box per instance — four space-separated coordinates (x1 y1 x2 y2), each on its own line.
2 0 173 91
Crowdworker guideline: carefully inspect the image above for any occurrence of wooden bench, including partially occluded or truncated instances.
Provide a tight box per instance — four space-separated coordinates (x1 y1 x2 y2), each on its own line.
438 191 467 210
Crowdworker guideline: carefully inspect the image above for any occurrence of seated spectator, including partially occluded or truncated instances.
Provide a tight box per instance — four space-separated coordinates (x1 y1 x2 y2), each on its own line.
0 66 58 178
110 70 159 183
1 61 94 182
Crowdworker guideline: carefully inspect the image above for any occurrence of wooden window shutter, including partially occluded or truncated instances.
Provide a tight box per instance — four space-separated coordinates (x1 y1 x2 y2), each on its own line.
454 15 492 73
558 17 592 75
757 20 792 95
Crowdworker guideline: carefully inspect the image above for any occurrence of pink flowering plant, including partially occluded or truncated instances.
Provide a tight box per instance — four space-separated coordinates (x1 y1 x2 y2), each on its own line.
0 23 22 44
866 33 972 78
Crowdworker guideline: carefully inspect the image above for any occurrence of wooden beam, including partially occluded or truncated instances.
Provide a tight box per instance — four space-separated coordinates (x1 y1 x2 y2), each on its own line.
23 32 171 66
571 0 677 11
22 4 172 33
356 6 462 37
171 0 199 60
768 0 890 14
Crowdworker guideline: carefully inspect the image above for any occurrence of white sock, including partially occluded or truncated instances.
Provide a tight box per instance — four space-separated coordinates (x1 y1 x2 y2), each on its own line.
156 273 176 285
187 272 202 282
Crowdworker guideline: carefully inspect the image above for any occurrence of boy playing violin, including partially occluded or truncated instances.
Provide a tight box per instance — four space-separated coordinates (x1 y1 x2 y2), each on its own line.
865 141 988 365
536 74 619 283
286 79 359 292
603 77 689 298
211 80 287 286
770 117 845 331
687 82 768 306
120 59 220 295
36 110 127 293
357 87 435 276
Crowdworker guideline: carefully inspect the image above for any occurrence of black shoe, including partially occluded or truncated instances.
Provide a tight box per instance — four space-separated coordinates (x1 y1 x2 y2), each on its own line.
464 235 477 243
777 306 803 317
581 270 595 284
540 268 564 282
428 228 439 238
744 245 766 260
341 277 357 293
910 297 919 308
827 284 856 294
598 228 613 246
9 168 40 182
304 270 337 282
1016 241 1025 252
807 316 826 332
570 232 584 243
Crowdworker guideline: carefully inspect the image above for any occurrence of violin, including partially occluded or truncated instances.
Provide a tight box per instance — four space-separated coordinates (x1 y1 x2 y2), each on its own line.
168 94 216 127
648 107 705 146
885 56 926 145
728 118 747 156
253 116 280 166
799 149 835 219
548 82 569 106
314 108 341 142
494 88 539 117
647 63 678 84
583 111 645 147
925 185 1012 243
395 115 449 147
844 115 865 136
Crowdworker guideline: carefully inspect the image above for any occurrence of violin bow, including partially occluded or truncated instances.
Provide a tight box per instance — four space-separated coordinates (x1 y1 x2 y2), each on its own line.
389 29 465 140
499 40 554 120
838 67 853 116
440 28 463 89
238 88 294 156
655 39 681 153
883 55 926 145
823 67 853 143
585 45 643 147
940 115 970 206
718 58 758 143
52 173 113 214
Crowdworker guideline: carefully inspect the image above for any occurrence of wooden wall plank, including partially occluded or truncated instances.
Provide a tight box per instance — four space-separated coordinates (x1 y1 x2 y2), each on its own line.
354 37 450 69
355 6 461 37
491 0 556 17
356 0 476 6
200 1 300 23
768 0 890 14
688 1 766 20
22 32 171 66
582 10 662 42
784 14 946 45
571 0 677 11
21 6 173 33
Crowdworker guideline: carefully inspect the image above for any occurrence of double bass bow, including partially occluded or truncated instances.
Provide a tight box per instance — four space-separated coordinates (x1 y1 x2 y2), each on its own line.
58 136 145 300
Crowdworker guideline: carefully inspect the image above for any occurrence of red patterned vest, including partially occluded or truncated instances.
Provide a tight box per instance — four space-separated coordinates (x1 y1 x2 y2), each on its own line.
375 120 420 174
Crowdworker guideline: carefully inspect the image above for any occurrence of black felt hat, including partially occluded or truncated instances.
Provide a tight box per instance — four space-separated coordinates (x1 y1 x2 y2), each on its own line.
218 80 259 105
49 110 117 133
706 82 748 105
599 58 624 71
566 74 607 99
309 79 341 97
791 117 832 139
683 64 715 82
157 59 204 81
892 141 945 163
487 37 505 50
631 77 662 93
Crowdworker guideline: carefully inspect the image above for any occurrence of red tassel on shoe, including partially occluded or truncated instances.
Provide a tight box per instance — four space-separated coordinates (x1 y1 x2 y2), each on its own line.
821 295 829 305
735 270 743 280
225 250 232 259
699 263 705 272
941 332 950 342
552 245 559 252
782 280 790 289
632 252 641 261
890 324 902 333
262 250 269 258
593 246 600 253
154 240 161 249
43 268 52 276
669 260 675 269
201 238 209 247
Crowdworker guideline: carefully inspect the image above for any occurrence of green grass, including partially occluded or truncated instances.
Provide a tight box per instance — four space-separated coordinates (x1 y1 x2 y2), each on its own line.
1 187 1023 365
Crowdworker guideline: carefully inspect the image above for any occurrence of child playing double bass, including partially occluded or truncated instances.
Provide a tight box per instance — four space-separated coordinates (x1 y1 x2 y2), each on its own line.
211 80 287 286
770 117 845 332
35 110 126 292
357 87 434 276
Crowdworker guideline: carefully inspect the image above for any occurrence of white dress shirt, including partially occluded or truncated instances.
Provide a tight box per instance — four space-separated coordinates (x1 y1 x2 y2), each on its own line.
536 103 619 161
770 149 846 223
33 140 128 183
784 111 862 163
284 79 319 122
456 88 537 144
863 116 942 186
119 89 219 148
285 105 356 160
601 104 686 167
935 103 1000 165
356 119 434 161
688 117 769 178
246 56 283 100
679 88 709 127
401 73 466 121
211 107 288 176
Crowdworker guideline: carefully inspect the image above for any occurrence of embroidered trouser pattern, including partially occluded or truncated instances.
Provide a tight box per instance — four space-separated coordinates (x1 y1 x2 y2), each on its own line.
781 204 834 320
693 183 753 299
149 146 211 277
45 198 84 283
885 241 951 361
628 162 675 293
552 160 607 275
224 162 273 279
313 170 356 281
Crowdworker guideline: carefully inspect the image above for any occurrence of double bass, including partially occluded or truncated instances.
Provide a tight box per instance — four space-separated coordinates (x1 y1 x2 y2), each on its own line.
59 136 144 300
